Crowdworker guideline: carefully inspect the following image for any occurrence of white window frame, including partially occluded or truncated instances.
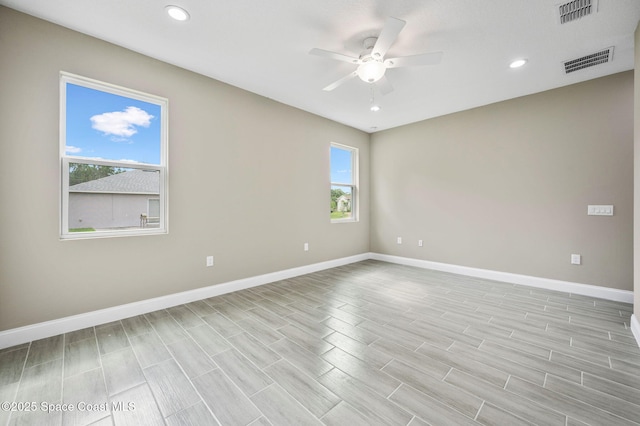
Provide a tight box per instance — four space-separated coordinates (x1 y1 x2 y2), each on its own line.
330 142 358 223
60 72 168 239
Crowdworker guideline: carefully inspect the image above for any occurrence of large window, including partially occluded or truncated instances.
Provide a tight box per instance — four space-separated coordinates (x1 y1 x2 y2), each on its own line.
330 143 358 222
60 72 168 239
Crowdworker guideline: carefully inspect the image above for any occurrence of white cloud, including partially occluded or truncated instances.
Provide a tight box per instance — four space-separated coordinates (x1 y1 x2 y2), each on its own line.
65 145 82 154
90 106 154 138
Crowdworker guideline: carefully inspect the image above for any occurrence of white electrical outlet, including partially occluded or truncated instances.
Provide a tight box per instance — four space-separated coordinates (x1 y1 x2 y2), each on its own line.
304 243 309 251
206 256 214 267
397 237 402 244
571 254 581 265
418 240 423 247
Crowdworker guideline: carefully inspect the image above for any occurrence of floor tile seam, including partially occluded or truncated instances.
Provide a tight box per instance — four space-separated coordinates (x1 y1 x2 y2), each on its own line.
500 333 566 358
392 378 482 424
206 367 284 424
277 317 329 340
0 344 30 357
106 338 165 398
215 329 300 397
119 316 193 421
552 368 640 409
319 351 400 397
3 342 32 426
143 340 214 421
569 336 640 357
540 377 640 424
164 399 220 425
504 375 633 425
451 344 549 385
609 334 640 346
58 333 68 408
480 345 584 382
547 329 621 348
473 400 485 422
224 333 281 373
498 382 570 425
181 310 239 357
550 355 640 389
260 358 305 392
212 345 274 392
416 341 513 387
566 307 629 320
568 316 632 333
324 364 405 412
62 338 108 425
253 381 334 423
62 333 101 380
23 353 65 372
168 308 210 330
580 376 640 408
568 344 640 366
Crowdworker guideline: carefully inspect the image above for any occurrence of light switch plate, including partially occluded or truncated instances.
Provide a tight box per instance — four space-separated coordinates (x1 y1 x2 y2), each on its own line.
587 205 613 216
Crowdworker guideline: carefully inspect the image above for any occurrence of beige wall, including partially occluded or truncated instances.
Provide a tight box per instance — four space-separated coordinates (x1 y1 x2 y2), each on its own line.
371 72 634 291
0 7 370 331
1 6 634 333
634 22 639 317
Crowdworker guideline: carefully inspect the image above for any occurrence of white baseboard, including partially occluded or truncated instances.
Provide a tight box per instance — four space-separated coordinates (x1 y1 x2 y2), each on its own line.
631 315 640 348
1 252 634 350
370 253 634 304
0 253 369 350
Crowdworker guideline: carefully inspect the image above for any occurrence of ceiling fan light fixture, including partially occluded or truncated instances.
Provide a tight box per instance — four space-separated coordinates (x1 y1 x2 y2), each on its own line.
357 60 386 83
370 105 381 112
165 5 190 21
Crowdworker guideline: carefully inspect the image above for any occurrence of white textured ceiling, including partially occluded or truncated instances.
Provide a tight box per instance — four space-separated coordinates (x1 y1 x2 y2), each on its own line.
3 0 640 132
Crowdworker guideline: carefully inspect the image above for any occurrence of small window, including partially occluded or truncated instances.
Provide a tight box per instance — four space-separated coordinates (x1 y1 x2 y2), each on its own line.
330 143 358 222
60 72 168 239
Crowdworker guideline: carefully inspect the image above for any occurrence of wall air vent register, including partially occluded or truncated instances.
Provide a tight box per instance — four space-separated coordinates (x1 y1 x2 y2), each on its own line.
563 47 613 74
558 0 597 24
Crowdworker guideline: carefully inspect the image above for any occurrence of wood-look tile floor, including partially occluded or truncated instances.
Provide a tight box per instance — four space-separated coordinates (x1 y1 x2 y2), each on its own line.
1 260 639 425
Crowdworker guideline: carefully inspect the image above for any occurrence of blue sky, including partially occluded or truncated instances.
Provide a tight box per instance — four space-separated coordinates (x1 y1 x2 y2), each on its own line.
65 83 161 165
330 146 353 184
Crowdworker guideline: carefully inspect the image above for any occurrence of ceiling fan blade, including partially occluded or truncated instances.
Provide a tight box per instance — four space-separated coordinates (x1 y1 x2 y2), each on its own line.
309 48 361 64
371 17 406 60
384 51 443 68
376 75 394 95
323 71 358 91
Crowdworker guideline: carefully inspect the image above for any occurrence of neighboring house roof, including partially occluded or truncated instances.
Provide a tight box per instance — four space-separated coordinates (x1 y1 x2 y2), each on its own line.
69 169 159 194
337 194 351 201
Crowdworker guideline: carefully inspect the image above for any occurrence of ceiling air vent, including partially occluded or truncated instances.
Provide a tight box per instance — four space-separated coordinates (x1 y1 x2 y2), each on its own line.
563 47 613 74
558 0 597 24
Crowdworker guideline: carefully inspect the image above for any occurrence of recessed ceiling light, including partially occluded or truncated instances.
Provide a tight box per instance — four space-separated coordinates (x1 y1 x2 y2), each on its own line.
370 105 381 112
166 5 190 21
509 59 528 69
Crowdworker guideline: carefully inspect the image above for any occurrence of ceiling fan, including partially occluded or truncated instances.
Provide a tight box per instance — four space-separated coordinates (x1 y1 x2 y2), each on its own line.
309 17 443 94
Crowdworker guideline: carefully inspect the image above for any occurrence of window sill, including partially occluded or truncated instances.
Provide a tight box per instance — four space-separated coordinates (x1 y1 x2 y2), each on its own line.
60 228 167 240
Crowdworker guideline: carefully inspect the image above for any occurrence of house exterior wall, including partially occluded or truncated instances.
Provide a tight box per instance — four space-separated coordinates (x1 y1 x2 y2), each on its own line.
69 193 156 229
